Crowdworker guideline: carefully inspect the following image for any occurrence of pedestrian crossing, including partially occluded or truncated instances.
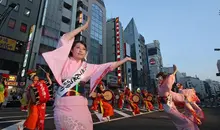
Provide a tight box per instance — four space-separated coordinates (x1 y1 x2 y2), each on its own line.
0 107 159 130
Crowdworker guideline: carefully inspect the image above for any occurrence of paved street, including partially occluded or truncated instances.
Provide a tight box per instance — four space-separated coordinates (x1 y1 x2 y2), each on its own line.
0 106 219 130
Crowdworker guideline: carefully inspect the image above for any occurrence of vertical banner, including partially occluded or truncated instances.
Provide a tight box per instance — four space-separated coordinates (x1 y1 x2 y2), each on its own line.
21 25 36 77
115 17 121 84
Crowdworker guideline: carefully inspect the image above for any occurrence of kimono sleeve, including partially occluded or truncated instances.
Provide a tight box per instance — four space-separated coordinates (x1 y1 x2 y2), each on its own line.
42 34 74 86
89 62 117 95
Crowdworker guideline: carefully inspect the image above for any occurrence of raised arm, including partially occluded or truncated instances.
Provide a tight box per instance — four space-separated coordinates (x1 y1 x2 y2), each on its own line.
172 64 177 75
46 73 52 87
109 57 136 71
64 17 90 41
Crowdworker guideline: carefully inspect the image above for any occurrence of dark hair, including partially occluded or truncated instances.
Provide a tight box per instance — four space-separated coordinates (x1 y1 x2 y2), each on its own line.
156 72 167 79
69 40 87 57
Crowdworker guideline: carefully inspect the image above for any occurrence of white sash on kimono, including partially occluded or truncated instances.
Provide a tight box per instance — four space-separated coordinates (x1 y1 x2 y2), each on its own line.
56 62 87 98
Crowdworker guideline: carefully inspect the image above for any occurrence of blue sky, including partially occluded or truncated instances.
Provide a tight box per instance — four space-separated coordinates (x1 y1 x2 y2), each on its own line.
104 0 220 81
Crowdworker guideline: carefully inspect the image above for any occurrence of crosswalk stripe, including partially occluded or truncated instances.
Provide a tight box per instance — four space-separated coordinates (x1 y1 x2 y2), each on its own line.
2 120 25 130
114 109 131 117
94 111 103 121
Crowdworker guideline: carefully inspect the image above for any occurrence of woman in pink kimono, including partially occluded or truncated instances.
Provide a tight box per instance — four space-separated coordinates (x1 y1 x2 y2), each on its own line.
42 18 136 130
177 83 205 123
157 65 202 130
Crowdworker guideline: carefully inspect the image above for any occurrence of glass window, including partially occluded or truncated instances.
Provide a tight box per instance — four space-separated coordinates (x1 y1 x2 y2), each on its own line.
28 0 33 2
20 23 27 33
14 4 20 11
8 18 16 29
24 8 31 17
90 4 103 45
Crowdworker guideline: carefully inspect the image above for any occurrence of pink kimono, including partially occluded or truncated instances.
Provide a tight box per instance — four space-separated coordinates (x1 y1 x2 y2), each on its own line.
158 74 200 130
178 89 205 122
42 34 116 130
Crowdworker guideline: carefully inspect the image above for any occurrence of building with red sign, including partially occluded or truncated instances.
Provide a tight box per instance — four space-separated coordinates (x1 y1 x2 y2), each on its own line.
106 17 132 88
146 40 163 92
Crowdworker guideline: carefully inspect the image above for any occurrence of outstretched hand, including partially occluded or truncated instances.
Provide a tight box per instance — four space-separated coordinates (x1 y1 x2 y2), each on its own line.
173 64 177 72
83 16 90 31
126 57 136 62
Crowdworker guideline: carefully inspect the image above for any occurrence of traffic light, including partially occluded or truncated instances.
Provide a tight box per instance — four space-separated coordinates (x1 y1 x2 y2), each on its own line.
216 73 220 76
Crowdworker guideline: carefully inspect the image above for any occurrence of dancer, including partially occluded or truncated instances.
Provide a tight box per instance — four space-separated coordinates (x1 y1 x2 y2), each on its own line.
42 17 136 130
142 90 154 111
124 87 140 115
0 77 5 109
177 83 204 122
96 82 114 121
157 65 202 130
20 70 52 130
118 90 125 109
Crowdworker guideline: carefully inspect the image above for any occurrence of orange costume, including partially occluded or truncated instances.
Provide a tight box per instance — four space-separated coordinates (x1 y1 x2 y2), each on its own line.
96 82 114 120
142 91 154 111
118 92 124 109
125 87 140 115
22 70 50 130
91 96 100 111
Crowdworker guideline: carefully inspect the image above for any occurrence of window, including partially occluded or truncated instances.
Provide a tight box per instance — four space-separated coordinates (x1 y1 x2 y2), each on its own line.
62 16 70 24
14 4 20 12
24 8 31 17
63 2 72 10
0 0 7 6
60 31 65 36
20 23 27 33
8 18 16 29
28 0 33 2
83 4 88 11
83 14 88 21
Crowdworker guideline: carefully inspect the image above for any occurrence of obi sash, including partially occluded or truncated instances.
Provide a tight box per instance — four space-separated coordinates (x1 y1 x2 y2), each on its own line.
56 62 87 98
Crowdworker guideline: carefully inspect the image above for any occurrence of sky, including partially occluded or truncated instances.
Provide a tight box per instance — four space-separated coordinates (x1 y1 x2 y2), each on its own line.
104 0 220 81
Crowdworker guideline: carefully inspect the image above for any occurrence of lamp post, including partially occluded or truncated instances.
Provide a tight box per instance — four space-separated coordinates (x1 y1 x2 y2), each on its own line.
0 3 17 30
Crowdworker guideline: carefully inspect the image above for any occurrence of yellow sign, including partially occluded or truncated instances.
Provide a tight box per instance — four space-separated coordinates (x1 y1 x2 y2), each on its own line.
5 82 18 86
8 75 17 82
0 36 16 51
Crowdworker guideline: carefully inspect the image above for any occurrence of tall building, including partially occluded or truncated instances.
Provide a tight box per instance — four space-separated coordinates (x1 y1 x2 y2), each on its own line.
146 40 163 92
0 0 42 77
78 0 106 64
105 17 132 89
124 18 143 90
138 33 149 89
28 0 78 79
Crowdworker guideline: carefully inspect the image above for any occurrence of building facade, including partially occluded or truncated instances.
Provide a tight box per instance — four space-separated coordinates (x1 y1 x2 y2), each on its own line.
28 0 78 79
78 0 106 64
0 0 42 77
146 40 163 92
124 18 142 90
106 17 132 89
138 33 149 89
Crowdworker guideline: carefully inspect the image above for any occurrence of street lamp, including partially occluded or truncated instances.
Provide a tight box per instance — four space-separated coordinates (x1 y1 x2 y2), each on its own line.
0 3 17 30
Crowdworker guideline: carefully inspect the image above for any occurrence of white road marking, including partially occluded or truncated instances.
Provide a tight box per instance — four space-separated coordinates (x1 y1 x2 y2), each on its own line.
114 109 131 117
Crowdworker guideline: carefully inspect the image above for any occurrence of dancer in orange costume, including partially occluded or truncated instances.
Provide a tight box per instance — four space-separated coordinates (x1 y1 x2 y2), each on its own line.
143 90 154 111
118 90 124 109
125 87 140 115
96 82 114 121
90 95 100 111
157 95 164 111
19 70 52 130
